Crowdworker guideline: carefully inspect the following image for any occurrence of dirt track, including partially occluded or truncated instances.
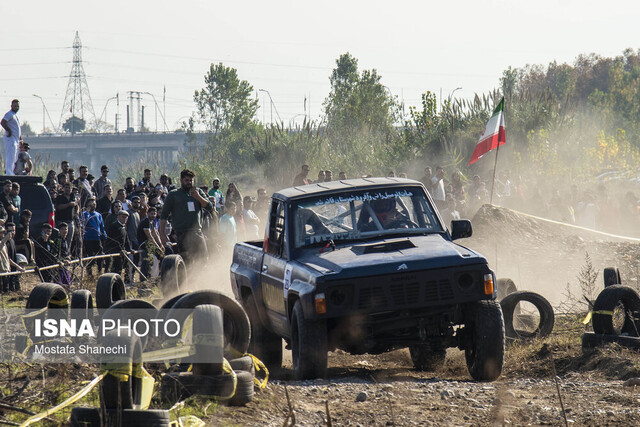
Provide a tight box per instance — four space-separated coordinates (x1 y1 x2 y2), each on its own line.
207 205 640 426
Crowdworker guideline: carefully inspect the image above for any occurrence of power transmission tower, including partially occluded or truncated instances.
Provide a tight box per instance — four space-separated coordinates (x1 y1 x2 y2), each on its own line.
59 31 97 134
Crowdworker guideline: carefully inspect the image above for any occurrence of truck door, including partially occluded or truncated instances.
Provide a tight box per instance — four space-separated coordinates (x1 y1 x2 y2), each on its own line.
260 199 289 333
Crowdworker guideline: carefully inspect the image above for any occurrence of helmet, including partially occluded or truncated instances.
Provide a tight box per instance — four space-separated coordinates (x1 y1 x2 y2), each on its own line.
16 253 28 266
371 198 396 213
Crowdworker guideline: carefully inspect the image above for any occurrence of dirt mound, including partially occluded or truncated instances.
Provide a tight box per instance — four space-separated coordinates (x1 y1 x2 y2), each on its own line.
460 205 640 306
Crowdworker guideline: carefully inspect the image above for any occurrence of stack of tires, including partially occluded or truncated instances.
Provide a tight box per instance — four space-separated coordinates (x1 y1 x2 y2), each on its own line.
583 268 640 350
158 291 256 406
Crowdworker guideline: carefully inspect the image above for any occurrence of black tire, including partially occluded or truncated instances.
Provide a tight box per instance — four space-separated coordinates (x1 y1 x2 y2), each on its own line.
244 293 282 372
100 330 143 410
157 292 188 310
71 289 95 327
409 345 447 371
166 290 251 358
160 372 236 403
96 273 126 314
291 300 327 379
604 267 622 288
191 304 224 376
228 370 254 406
229 355 255 376
496 278 518 301
70 406 101 427
465 300 505 382
500 291 555 340
122 409 170 426
24 283 69 336
582 332 640 351
160 254 187 295
100 299 157 349
592 285 640 336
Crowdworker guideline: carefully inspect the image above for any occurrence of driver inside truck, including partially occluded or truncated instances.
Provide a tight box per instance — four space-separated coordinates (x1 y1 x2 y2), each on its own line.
297 208 331 238
358 198 404 231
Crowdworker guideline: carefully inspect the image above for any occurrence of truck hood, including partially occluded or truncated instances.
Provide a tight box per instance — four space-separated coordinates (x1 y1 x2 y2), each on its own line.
296 234 487 278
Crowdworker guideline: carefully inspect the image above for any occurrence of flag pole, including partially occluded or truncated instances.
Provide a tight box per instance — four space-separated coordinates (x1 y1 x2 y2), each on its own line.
489 97 504 205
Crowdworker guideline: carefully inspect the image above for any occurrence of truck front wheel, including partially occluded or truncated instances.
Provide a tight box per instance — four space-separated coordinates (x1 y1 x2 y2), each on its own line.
465 300 505 381
245 294 283 372
291 300 327 379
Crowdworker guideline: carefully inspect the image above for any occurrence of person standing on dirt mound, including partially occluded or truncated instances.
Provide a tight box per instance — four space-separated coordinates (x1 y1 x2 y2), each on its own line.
159 169 213 266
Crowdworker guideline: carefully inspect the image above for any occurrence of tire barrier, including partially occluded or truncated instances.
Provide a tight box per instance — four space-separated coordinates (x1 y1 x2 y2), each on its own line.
100 330 145 410
603 267 622 288
157 292 189 310
160 369 254 406
166 290 251 358
160 254 187 295
95 273 126 315
122 409 171 427
100 299 158 350
591 285 640 336
191 304 224 376
70 289 95 327
24 283 69 337
229 355 256 376
496 278 518 301
582 332 640 352
500 291 555 340
69 406 101 427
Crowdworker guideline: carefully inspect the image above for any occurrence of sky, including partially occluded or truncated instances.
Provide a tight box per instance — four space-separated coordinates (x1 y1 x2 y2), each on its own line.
1 0 637 133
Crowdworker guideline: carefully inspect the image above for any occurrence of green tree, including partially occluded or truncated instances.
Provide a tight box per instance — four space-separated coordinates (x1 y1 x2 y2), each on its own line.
62 116 86 135
194 63 259 134
322 52 400 174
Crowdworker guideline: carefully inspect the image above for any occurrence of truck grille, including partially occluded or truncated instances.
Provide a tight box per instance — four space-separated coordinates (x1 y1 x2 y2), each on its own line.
355 275 454 310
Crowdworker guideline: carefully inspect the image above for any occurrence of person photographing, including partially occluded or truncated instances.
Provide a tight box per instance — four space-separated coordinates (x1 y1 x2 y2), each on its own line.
159 169 213 265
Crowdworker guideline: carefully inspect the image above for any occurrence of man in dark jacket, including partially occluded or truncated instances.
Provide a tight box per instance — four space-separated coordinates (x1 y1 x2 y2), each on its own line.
104 210 130 276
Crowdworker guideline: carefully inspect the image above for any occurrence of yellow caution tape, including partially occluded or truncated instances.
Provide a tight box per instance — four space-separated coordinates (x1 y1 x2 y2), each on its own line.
19 372 106 427
133 365 155 410
142 344 196 362
246 353 269 388
47 297 69 307
219 358 238 400
101 362 133 382
21 306 48 319
582 310 616 324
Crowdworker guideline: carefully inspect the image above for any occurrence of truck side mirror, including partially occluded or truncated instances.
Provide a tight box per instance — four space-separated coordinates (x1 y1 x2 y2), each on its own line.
450 219 472 240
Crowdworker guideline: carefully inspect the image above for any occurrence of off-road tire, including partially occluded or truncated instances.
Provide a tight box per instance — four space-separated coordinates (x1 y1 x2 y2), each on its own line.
465 300 505 382
409 345 447 371
100 331 143 410
122 409 170 426
592 285 640 336
24 283 69 337
603 267 622 288
70 289 95 327
496 278 518 301
500 291 554 340
244 293 283 372
166 290 250 358
191 304 224 376
100 299 157 349
160 254 187 295
96 273 126 314
69 406 101 427
291 300 327 379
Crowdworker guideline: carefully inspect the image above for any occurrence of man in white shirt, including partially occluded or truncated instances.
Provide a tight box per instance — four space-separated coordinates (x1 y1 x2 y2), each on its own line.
1 100 21 175
431 166 446 209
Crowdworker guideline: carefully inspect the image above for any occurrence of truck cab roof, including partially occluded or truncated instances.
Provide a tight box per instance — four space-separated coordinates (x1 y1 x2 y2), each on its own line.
274 177 425 201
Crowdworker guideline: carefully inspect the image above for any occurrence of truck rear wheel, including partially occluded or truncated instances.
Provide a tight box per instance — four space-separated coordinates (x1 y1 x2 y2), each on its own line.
245 294 282 372
465 300 504 381
409 345 446 371
291 300 327 379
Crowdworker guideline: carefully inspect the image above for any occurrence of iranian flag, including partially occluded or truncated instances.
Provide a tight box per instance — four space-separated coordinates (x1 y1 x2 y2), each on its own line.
468 97 505 165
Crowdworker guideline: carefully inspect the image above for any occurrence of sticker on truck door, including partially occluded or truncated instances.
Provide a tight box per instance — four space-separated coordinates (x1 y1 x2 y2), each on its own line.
283 264 293 298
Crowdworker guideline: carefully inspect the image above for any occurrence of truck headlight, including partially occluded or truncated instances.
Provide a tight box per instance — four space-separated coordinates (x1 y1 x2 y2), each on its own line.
483 274 494 295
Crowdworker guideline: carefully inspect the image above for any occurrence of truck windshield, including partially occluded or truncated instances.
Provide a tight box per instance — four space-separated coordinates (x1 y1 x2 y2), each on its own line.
292 187 444 248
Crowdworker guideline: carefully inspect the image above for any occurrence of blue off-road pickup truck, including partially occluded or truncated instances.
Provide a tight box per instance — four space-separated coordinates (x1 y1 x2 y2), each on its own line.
230 178 504 381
